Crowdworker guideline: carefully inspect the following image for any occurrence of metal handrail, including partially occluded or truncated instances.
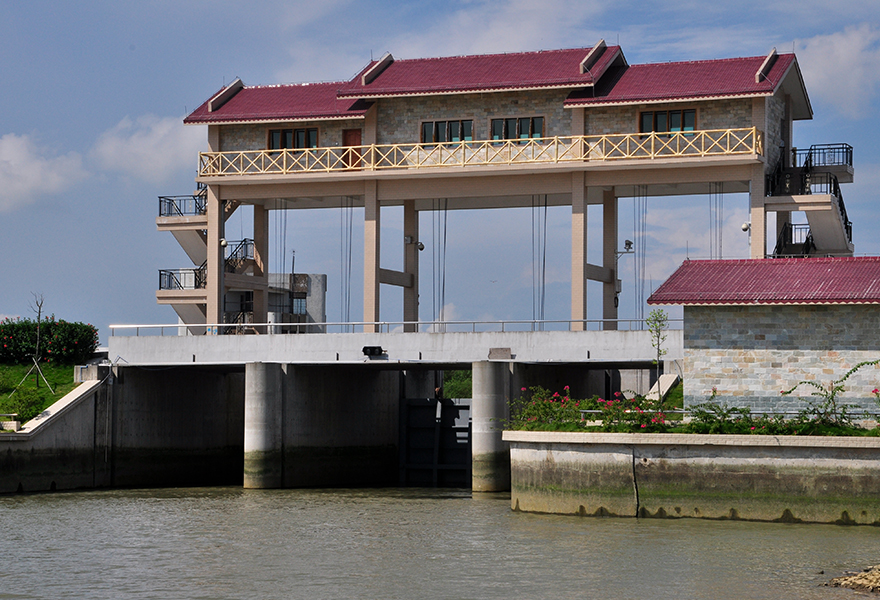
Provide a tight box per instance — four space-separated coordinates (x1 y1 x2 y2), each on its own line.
158 194 207 217
109 318 684 336
224 239 254 273
158 264 207 290
793 144 853 169
197 128 763 177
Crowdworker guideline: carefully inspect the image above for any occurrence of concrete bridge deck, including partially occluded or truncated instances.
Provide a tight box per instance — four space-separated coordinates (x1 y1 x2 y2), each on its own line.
108 328 683 366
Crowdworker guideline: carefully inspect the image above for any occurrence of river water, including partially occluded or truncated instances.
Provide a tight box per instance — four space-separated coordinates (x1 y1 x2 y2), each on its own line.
1 487 877 599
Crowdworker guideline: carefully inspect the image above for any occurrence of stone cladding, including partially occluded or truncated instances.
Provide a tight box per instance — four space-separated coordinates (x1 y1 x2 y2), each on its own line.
219 119 365 152
684 305 880 412
375 89 571 145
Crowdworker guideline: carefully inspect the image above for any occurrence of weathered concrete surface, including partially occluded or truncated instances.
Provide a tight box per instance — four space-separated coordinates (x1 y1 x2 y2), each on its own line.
243 362 284 488
282 364 399 487
0 365 245 494
472 361 510 492
504 431 880 524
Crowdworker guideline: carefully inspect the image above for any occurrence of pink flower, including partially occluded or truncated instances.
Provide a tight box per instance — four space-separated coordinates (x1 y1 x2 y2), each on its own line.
521 387 527 392
873 388 879 395
640 424 647 428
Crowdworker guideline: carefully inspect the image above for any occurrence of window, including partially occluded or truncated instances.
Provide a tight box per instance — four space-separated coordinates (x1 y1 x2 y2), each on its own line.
292 293 307 315
269 128 318 149
421 120 473 143
639 109 695 134
490 116 544 140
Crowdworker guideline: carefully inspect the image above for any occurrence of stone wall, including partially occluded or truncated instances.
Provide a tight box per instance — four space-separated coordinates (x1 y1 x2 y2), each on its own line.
765 91 786 168
375 89 572 144
219 119 365 151
582 98 753 136
684 305 880 412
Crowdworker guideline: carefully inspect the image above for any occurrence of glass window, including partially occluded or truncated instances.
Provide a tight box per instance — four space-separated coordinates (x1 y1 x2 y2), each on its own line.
531 117 544 138
269 128 317 149
462 120 473 141
491 119 504 140
422 120 473 143
640 109 697 134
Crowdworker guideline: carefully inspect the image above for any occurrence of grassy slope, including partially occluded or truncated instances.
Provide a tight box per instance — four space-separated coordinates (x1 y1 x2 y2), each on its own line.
0 363 80 424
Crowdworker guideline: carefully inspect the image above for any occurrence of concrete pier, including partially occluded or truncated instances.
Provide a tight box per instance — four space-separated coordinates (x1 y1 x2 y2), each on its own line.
243 362 284 489
471 361 510 492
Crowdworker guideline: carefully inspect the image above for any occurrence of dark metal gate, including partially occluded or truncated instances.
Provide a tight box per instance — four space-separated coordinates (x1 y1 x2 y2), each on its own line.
399 398 471 487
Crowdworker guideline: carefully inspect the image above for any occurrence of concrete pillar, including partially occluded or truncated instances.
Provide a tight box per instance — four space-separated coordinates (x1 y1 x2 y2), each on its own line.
471 361 510 492
206 184 225 332
363 181 380 332
570 171 587 331
243 362 283 489
602 189 618 330
253 204 269 331
403 200 419 332
750 163 767 258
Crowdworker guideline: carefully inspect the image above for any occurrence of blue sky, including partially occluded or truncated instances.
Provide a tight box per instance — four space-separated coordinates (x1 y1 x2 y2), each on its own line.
2 1 879 341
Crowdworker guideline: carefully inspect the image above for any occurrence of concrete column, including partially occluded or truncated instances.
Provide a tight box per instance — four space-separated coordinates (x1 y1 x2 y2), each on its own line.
570 171 587 331
602 189 618 330
403 199 419 332
244 362 283 488
472 361 510 492
363 181 380 332
206 185 225 332
750 163 767 258
253 204 269 331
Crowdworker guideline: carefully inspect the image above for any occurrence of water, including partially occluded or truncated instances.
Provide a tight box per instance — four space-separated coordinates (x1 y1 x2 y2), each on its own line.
1 487 877 600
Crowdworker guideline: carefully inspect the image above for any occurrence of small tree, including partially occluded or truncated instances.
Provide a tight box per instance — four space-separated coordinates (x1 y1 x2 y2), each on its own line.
646 308 668 397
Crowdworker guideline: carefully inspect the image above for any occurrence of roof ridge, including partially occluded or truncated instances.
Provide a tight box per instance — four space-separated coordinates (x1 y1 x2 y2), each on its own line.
386 45 603 63
244 80 349 90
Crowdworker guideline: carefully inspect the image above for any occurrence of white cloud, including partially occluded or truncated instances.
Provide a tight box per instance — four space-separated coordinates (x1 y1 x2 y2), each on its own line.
91 115 204 183
0 133 86 213
797 24 880 119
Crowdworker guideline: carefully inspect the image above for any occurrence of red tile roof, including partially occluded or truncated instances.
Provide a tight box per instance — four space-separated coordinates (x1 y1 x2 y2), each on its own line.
184 81 372 125
336 46 623 98
648 258 880 305
565 53 796 107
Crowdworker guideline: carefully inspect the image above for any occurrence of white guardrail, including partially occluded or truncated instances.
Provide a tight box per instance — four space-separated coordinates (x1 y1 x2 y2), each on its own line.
109 318 683 336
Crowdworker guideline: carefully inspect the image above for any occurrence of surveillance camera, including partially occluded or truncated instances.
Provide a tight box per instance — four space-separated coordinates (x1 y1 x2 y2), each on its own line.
220 238 228 247
741 222 750 232
417 242 425 251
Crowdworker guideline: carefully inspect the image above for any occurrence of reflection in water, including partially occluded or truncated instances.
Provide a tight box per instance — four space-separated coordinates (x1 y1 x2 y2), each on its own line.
1 487 876 599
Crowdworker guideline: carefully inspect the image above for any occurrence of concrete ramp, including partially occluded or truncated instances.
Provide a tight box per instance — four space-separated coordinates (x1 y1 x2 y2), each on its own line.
644 373 680 402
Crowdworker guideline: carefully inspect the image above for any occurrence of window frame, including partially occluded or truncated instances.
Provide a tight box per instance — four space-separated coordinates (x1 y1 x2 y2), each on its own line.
638 108 697 135
420 119 474 144
268 127 320 150
489 116 545 141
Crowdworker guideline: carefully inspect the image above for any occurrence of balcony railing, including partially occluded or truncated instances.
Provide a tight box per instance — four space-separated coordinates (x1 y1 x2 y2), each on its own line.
159 264 207 290
158 193 207 217
197 128 763 177
793 144 853 169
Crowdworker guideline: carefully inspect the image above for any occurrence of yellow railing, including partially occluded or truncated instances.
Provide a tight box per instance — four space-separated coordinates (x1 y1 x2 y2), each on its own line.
198 127 763 177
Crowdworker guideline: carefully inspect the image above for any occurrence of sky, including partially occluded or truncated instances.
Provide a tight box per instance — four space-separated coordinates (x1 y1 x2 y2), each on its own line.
2 0 880 342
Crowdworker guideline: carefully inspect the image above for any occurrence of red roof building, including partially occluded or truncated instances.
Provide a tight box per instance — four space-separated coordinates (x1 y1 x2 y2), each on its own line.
648 258 880 306
160 41 854 344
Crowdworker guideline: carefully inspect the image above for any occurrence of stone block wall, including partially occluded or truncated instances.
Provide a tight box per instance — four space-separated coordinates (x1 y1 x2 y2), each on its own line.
219 119 365 151
765 91 786 168
375 90 571 144
583 98 753 136
684 305 880 412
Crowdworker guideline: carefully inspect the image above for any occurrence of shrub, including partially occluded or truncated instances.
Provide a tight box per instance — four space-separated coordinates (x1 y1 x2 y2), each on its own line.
0 316 98 364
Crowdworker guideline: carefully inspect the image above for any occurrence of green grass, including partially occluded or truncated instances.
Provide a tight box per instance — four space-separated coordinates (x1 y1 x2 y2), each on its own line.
0 363 80 425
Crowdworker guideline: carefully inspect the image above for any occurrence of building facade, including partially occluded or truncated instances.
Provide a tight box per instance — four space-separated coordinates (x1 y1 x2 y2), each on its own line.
159 41 852 332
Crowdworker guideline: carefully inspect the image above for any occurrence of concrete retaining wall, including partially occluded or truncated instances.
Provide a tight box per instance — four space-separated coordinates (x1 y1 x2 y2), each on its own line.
0 365 245 494
504 431 880 524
